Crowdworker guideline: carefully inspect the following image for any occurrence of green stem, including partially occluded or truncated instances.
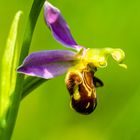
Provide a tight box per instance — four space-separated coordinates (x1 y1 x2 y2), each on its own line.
1 0 45 139
21 77 47 100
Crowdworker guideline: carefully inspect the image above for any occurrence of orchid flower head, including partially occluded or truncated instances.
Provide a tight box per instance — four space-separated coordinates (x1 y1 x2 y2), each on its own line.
17 1 126 115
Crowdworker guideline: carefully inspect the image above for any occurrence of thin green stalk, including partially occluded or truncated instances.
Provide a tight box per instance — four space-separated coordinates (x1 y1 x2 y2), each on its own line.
21 77 47 100
1 0 45 139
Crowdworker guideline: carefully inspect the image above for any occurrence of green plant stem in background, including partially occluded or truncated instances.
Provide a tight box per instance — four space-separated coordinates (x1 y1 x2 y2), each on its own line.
1 0 45 139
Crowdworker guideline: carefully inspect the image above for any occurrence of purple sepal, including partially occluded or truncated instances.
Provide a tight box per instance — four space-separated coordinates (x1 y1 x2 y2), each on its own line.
17 50 77 79
44 2 82 50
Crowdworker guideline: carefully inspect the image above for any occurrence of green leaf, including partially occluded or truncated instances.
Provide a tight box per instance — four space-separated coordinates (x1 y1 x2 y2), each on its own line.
0 1 46 139
0 11 22 127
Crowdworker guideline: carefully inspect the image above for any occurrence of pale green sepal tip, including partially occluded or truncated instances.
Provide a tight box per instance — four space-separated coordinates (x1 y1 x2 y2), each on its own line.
119 63 127 69
84 48 126 69
110 48 127 69
0 11 22 121
111 48 125 63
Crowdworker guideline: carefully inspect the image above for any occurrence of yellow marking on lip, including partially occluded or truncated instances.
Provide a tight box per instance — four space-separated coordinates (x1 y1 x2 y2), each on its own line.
88 91 92 97
86 102 90 109
82 70 94 97
73 88 81 100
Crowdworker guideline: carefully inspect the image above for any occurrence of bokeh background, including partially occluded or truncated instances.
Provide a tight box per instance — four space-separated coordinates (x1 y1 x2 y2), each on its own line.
0 0 140 140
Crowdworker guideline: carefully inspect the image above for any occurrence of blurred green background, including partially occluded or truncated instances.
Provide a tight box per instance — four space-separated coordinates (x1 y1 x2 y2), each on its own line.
0 0 140 140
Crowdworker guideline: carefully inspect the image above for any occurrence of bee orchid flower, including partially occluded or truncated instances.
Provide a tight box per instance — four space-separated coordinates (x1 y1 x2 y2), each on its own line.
17 1 126 114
